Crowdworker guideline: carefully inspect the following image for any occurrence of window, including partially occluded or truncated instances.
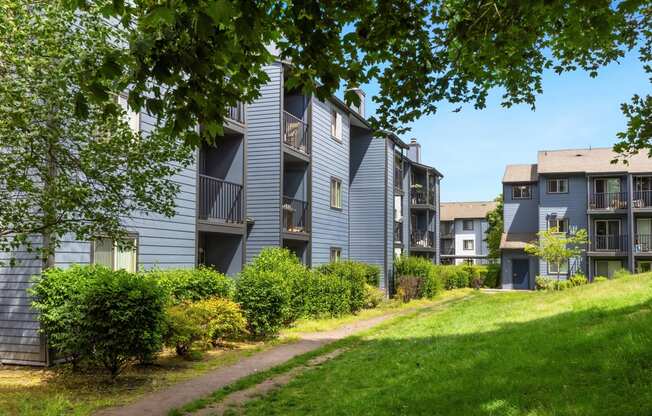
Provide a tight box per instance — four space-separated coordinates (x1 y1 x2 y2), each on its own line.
115 93 140 133
462 220 474 231
595 260 623 278
330 109 343 141
547 178 568 194
595 178 621 194
548 261 569 275
463 240 474 250
330 177 342 209
92 236 138 272
512 184 531 199
547 217 569 233
330 247 341 262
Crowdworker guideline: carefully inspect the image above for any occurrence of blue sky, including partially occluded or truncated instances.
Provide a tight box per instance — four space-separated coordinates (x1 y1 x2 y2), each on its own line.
357 52 649 203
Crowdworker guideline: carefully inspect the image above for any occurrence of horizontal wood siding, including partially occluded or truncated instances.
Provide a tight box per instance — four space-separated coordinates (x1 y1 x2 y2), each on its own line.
245 64 282 262
349 130 386 274
0 239 43 364
310 99 350 265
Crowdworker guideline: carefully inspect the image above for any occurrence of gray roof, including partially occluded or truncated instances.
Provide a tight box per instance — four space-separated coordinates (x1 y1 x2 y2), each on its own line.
537 148 652 174
440 201 498 221
503 164 538 183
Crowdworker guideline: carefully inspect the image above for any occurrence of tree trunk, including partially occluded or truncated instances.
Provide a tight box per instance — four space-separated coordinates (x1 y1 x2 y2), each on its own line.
42 135 57 270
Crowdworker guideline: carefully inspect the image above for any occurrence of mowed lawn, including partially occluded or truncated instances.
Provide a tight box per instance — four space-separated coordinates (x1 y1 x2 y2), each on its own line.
243 275 652 416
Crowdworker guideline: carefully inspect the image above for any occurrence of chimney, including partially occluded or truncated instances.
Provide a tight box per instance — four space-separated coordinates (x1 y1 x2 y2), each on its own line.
408 138 421 163
346 88 366 117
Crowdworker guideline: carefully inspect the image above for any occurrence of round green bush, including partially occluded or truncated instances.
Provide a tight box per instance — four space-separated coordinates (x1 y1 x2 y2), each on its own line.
363 283 385 308
235 270 292 339
148 266 234 304
32 265 167 378
301 271 352 317
316 261 367 313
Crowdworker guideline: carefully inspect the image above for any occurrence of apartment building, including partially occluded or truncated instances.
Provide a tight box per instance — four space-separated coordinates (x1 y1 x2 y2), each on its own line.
501 148 652 290
440 201 497 265
1 62 443 364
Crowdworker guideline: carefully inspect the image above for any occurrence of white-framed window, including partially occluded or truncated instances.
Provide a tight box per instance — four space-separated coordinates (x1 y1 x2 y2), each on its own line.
115 93 141 133
547 218 569 233
92 235 138 272
547 178 568 194
330 109 343 141
512 184 531 200
548 261 569 275
330 247 341 262
330 177 342 209
463 240 474 250
462 219 474 231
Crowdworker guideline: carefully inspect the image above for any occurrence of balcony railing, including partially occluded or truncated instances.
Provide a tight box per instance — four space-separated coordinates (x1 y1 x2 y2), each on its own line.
198 175 243 223
411 188 435 206
394 167 403 194
593 234 628 251
283 111 310 155
226 102 245 124
589 192 628 210
411 229 434 248
633 190 652 208
442 245 455 255
394 221 403 243
282 196 309 233
635 234 652 252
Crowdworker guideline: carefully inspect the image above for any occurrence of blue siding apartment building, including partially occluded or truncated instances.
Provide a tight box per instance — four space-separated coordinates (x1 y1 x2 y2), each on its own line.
501 148 652 290
0 62 442 365
440 201 497 265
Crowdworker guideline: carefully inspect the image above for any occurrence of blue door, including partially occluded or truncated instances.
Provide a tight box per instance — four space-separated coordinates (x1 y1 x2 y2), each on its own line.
512 259 530 289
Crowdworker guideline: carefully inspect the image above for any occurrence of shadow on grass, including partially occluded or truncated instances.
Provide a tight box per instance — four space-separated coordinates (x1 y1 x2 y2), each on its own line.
242 298 652 416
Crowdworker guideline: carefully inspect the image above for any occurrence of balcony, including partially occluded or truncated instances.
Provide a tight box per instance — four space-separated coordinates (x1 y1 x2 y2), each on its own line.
226 102 245 124
633 190 652 209
283 196 309 234
441 245 455 255
394 165 403 194
198 175 243 223
589 192 628 210
411 229 435 249
635 234 652 253
283 111 310 156
592 234 628 252
394 221 403 243
410 188 435 207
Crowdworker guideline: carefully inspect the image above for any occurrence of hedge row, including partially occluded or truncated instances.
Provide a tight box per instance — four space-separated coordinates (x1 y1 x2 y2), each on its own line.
394 256 499 301
30 249 384 376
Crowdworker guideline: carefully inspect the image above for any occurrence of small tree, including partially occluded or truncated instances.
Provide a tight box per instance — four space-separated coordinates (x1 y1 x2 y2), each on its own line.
485 195 503 260
0 2 193 266
525 227 588 281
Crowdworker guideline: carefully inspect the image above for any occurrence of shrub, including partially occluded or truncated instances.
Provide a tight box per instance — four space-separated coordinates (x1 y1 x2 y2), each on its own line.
569 274 588 287
439 265 471 290
33 266 166 378
361 263 381 286
422 268 443 298
395 275 424 302
243 248 308 321
535 276 554 291
148 266 234 304
165 297 247 357
395 256 433 279
483 264 501 288
612 268 632 279
300 271 352 317
594 276 608 282
235 270 292 338
363 283 385 309
316 261 367 313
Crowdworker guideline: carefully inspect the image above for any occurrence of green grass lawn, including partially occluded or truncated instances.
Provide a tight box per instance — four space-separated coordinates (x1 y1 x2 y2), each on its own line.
242 275 652 416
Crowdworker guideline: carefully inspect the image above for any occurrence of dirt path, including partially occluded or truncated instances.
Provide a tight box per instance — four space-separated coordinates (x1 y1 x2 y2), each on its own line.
96 305 432 416
191 348 347 416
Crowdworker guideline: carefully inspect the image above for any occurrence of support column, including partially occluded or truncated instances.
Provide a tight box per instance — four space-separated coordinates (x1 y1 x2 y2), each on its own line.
627 174 635 272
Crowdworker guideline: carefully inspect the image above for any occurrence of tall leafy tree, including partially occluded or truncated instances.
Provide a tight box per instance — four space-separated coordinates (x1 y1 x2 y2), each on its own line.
485 195 503 260
0 1 193 266
65 0 651 155
525 228 589 281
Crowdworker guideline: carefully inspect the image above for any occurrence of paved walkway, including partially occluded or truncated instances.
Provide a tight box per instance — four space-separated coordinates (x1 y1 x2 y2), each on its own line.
96 309 419 416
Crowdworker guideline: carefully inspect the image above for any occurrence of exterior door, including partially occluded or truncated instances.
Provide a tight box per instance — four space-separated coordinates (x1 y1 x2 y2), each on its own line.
512 259 530 289
595 220 620 250
636 218 652 252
